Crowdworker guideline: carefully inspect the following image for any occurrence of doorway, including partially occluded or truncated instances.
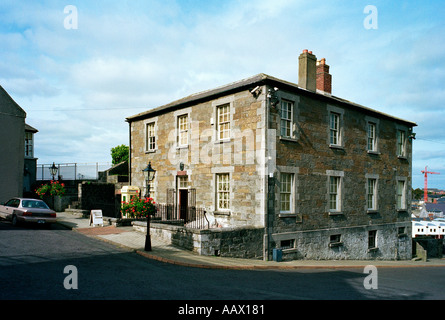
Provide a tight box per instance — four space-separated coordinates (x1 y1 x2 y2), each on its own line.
177 175 189 221
179 189 188 221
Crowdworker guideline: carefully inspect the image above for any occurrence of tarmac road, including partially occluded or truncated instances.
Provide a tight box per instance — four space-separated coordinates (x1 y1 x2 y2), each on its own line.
1 219 445 304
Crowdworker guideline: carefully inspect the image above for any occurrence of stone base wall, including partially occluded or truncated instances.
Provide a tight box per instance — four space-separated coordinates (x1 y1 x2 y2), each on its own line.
146 223 264 259
270 222 412 261
142 221 412 261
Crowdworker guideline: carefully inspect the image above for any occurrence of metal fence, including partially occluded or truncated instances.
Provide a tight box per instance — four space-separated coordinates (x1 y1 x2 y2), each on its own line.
154 203 209 229
37 162 112 181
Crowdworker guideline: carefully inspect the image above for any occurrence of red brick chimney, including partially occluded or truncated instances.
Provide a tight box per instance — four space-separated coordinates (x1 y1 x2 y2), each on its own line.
316 58 332 94
298 49 317 92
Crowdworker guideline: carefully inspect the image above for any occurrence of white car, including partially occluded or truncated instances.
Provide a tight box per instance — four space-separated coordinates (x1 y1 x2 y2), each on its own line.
0 198 57 227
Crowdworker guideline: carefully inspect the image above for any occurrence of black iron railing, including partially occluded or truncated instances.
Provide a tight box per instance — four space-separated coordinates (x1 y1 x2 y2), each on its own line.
154 203 209 229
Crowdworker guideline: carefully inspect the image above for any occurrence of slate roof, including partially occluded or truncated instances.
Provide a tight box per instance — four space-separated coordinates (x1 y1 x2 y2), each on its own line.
126 73 417 128
426 203 445 213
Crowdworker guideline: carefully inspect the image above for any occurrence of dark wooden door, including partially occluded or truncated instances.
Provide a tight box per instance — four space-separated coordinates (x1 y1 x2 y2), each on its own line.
179 189 188 221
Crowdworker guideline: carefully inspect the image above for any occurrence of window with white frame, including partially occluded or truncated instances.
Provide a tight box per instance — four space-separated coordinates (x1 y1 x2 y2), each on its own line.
216 173 230 210
367 122 377 152
217 104 230 140
397 130 406 157
329 176 341 211
178 175 189 189
367 178 377 210
397 180 406 210
329 112 340 146
177 114 189 146
280 100 293 138
280 173 293 212
25 132 34 158
146 122 156 151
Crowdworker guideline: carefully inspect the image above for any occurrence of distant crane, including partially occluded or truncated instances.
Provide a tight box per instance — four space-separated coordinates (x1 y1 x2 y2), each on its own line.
421 166 440 203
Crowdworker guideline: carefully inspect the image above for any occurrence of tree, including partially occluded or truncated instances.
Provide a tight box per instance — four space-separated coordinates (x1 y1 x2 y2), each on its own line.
412 188 423 201
111 144 129 165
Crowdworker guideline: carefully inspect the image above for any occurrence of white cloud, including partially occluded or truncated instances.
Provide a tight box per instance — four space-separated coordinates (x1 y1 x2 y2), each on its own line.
1 0 445 189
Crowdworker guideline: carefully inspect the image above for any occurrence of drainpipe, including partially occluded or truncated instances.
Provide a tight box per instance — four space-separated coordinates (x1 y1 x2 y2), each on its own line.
264 84 275 261
128 121 132 185
264 85 278 261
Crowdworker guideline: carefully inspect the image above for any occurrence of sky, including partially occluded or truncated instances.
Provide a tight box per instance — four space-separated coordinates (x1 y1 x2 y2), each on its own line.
0 0 444 189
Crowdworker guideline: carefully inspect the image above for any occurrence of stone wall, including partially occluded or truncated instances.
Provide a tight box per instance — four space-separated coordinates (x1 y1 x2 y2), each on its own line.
270 222 412 261
267 87 414 260
148 222 264 259
129 88 267 228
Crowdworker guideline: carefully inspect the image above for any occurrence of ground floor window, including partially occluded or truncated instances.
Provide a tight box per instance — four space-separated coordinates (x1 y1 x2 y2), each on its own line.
216 173 230 211
280 239 294 249
368 230 377 249
397 180 406 210
367 178 377 210
280 173 293 212
329 176 340 211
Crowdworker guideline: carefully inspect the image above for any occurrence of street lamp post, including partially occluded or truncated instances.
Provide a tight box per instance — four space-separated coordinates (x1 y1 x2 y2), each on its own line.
49 162 58 181
49 163 59 210
142 162 156 251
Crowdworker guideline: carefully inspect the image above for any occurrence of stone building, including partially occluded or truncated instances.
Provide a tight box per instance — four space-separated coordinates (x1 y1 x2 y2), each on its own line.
126 50 416 261
0 85 26 202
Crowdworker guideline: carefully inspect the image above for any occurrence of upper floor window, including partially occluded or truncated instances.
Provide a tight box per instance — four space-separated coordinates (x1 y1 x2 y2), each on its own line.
177 114 189 146
367 122 377 152
146 122 156 151
397 130 407 157
329 112 341 146
217 104 230 141
280 100 293 138
25 132 34 158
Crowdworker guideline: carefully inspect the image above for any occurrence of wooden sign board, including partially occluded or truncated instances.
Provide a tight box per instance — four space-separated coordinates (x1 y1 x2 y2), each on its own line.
90 210 103 227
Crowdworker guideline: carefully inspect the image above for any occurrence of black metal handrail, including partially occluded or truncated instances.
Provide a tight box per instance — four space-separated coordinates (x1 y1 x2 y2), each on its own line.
154 203 209 229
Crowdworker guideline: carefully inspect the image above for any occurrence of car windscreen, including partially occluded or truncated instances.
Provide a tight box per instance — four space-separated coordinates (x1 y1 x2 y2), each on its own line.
21 200 50 209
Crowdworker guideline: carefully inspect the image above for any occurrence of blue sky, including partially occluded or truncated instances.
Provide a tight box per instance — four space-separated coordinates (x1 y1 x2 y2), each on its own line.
1 0 444 189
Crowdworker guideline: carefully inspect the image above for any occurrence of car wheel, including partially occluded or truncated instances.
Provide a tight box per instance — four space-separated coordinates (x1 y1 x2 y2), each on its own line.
11 215 18 227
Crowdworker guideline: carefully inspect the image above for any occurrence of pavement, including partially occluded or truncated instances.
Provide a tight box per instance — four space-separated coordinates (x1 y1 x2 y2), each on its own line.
55 211 445 270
